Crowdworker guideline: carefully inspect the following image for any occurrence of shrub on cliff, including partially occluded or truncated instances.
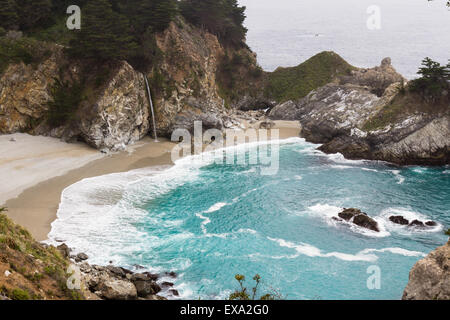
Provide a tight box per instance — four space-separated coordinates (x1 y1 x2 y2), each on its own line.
229 274 282 300
46 79 83 128
0 36 52 74
409 57 450 103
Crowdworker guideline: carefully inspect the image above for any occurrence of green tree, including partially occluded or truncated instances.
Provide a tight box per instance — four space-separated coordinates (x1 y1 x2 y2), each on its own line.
17 0 53 30
180 0 247 47
68 0 137 61
152 0 178 31
409 57 450 102
0 0 19 30
119 0 177 34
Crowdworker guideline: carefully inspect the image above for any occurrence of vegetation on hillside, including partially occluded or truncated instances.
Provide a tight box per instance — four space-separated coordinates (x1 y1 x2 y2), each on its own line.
265 51 356 103
0 212 83 300
0 36 52 74
229 274 282 300
362 59 450 132
216 51 264 103
0 0 246 67
180 0 247 48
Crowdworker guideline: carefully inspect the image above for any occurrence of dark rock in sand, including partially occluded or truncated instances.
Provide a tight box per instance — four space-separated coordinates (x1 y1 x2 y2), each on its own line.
389 215 409 225
259 120 275 129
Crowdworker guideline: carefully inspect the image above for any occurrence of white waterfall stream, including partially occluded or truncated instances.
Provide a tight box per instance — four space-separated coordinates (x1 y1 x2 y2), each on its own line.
144 74 158 142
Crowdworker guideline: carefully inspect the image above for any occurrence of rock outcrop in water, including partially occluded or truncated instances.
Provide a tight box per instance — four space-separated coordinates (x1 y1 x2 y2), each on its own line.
269 58 450 166
403 240 450 300
389 216 438 228
334 208 380 232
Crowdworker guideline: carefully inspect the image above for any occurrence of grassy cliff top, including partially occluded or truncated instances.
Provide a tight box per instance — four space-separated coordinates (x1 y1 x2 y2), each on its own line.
0 210 82 300
363 89 449 132
265 51 356 103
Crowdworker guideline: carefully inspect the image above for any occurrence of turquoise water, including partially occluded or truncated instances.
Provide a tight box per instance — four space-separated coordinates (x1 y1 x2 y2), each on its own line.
49 138 450 300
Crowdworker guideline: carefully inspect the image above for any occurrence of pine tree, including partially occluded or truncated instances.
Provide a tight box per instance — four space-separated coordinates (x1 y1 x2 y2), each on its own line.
180 0 247 47
410 57 450 102
17 0 53 30
69 0 137 61
0 0 19 30
119 0 177 34
151 0 178 32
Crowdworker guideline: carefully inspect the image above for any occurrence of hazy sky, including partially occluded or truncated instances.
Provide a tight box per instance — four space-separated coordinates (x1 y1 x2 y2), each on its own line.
239 0 450 77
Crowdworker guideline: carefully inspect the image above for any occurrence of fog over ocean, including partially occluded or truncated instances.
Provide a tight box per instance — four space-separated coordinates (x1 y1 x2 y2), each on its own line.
239 0 450 78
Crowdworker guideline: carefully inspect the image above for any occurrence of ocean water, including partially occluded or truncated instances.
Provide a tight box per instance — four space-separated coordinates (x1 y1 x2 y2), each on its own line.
48 138 450 300
239 0 450 78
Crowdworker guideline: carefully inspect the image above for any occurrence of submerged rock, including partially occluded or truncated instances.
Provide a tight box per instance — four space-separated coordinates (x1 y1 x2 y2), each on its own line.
403 240 450 300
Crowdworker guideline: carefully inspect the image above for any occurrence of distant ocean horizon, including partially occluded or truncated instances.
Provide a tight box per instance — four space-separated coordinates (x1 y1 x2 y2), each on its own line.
240 0 450 79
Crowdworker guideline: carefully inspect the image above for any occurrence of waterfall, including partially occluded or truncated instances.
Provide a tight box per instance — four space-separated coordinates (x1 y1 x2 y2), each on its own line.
143 74 158 142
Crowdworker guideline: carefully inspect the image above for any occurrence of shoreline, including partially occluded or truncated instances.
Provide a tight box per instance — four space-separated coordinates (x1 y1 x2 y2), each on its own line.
2 121 301 242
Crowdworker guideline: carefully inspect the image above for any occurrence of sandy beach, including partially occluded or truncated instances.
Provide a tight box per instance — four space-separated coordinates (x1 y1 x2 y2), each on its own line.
1 121 301 241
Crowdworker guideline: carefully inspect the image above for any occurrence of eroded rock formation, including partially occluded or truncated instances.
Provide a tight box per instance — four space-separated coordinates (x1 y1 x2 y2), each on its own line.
403 240 450 300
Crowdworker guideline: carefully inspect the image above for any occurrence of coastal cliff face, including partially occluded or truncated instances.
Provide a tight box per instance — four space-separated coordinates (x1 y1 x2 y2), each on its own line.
0 48 150 151
403 240 450 300
0 19 259 149
0 25 448 164
151 20 225 136
0 45 63 134
269 58 450 165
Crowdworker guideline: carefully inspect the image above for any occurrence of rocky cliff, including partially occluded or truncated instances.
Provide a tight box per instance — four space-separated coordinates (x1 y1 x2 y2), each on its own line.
0 18 262 150
403 240 450 300
0 45 150 151
269 58 450 165
1 25 448 165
